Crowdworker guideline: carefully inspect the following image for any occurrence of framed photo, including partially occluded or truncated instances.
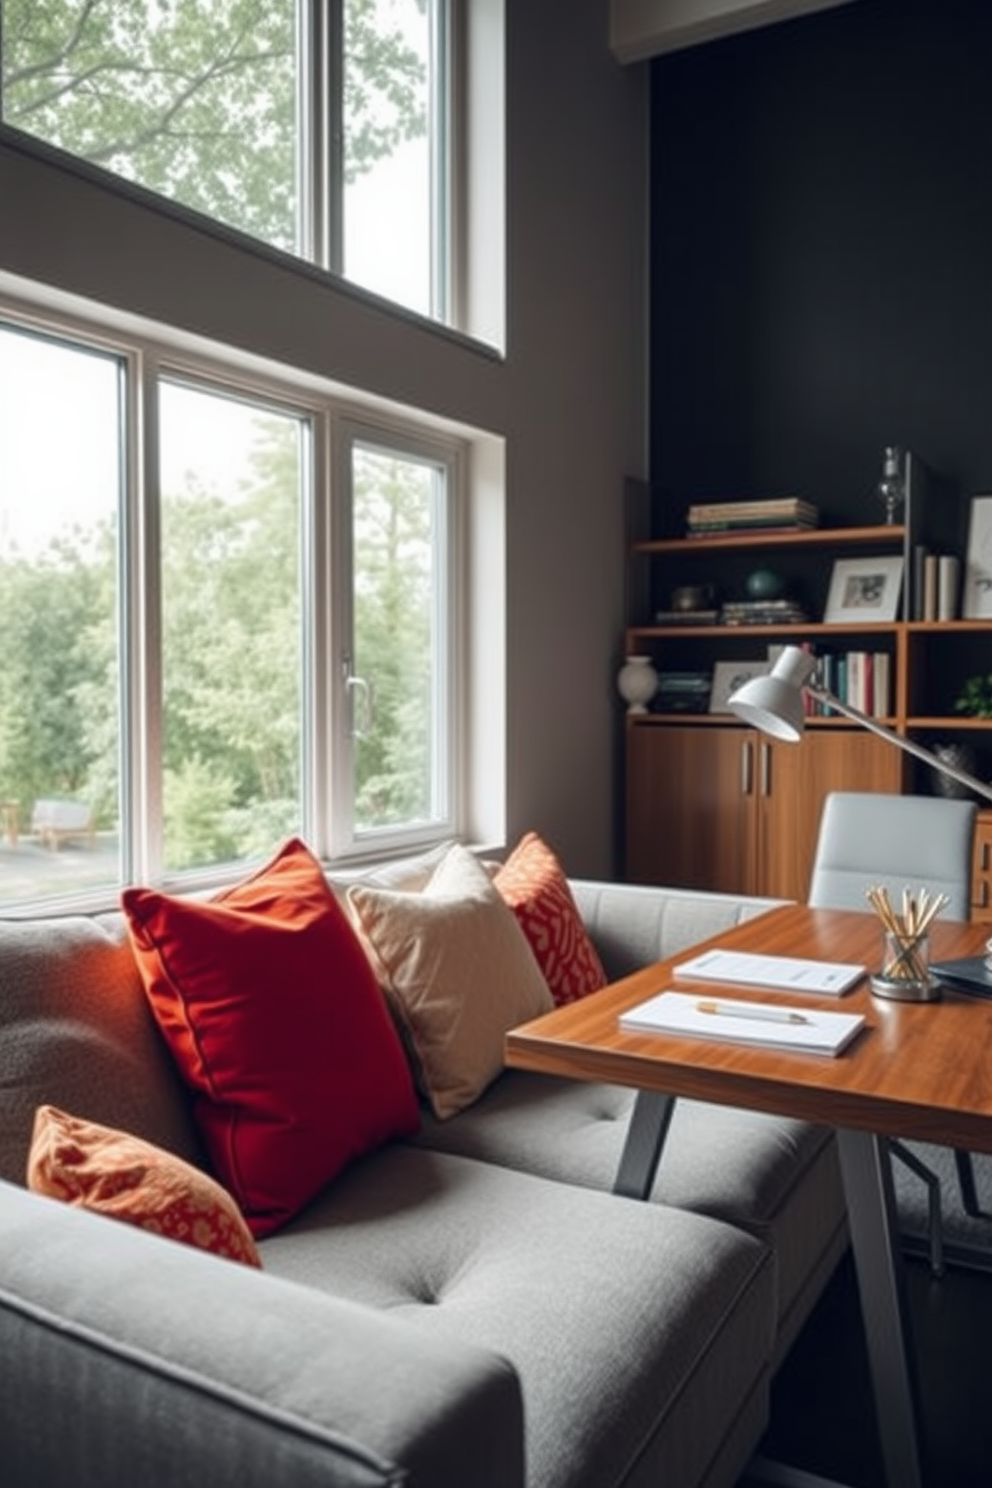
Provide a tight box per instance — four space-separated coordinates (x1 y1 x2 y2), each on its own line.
709 659 769 714
962 495 992 618
823 555 904 624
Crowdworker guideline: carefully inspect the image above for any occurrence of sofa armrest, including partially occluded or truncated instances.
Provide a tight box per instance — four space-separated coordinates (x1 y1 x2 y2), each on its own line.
570 879 790 981
1 1182 523 1488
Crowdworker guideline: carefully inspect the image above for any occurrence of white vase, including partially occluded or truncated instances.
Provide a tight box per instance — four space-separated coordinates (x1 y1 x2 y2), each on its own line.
617 655 658 714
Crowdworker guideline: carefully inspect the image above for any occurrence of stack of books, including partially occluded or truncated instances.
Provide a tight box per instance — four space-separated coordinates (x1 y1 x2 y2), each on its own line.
653 671 712 713
686 497 819 536
653 607 721 626
816 650 892 718
720 598 809 626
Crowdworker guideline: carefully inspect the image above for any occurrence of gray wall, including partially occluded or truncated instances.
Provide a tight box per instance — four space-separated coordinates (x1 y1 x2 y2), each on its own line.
0 0 648 879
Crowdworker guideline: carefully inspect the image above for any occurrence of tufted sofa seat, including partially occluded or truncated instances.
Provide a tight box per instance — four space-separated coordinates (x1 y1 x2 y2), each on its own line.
0 872 847 1488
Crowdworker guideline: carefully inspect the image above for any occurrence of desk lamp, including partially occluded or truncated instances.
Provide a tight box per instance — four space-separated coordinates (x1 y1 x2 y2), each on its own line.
728 645 992 805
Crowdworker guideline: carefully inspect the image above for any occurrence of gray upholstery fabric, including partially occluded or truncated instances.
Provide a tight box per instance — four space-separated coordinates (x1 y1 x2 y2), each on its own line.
408 1070 845 1354
262 1145 775 1488
1 1180 523 1488
0 914 202 1184
807 792 977 918
570 879 788 980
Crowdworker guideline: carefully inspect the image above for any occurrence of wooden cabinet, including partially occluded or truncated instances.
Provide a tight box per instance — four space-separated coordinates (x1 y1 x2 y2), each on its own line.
622 479 992 909
627 722 901 901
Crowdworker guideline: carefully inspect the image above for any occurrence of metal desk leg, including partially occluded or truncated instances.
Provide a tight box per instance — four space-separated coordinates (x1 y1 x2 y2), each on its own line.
836 1128 925 1488
613 1090 676 1200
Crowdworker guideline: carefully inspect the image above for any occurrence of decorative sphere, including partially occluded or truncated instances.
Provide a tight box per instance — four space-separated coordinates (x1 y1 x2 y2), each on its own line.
617 655 658 714
745 568 784 601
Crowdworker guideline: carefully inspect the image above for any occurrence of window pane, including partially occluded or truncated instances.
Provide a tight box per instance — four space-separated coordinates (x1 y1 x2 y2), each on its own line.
0 324 122 906
351 443 444 834
343 0 434 314
2 0 301 253
159 382 304 873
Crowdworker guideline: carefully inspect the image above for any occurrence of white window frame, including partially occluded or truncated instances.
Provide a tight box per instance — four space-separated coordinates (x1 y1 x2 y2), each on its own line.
0 0 458 328
0 292 470 909
327 413 464 860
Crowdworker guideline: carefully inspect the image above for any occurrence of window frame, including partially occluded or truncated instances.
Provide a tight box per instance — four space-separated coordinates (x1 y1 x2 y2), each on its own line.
0 293 469 911
0 0 457 328
328 413 464 860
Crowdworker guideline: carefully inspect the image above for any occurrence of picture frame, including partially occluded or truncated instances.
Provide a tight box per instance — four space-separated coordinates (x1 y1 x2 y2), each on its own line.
823 555 904 624
709 659 769 714
962 495 992 619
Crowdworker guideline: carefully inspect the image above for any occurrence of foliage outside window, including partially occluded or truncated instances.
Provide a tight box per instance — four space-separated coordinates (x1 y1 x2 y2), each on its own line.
0 311 462 909
0 0 445 319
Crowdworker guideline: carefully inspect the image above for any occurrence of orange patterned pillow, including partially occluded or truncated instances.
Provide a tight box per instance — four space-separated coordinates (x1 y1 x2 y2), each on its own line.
27 1105 262 1267
494 832 607 1005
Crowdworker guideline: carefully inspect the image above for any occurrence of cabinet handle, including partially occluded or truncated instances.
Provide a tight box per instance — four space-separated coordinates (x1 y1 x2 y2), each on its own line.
977 881 989 910
759 741 771 797
983 841 990 872
741 740 753 796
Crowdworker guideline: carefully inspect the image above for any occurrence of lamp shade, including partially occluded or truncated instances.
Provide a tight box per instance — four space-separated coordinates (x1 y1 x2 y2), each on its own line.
728 646 819 740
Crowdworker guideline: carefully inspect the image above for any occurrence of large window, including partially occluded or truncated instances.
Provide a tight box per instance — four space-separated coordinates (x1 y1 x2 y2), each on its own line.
0 0 450 320
0 308 464 911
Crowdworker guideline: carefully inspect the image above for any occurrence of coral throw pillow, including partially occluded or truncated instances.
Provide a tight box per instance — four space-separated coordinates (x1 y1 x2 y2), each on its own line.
494 832 607 1005
121 838 419 1237
347 844 554 1120
27 1104 262 1267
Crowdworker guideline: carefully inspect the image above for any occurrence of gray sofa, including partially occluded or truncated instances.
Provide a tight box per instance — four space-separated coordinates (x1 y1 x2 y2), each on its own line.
0 876 847 1488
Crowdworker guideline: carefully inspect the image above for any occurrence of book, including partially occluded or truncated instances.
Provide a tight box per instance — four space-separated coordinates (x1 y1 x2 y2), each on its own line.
686 497 818 523
923 554 938 621
672 947 866 996
930 955 992 997
619 990 866 1056
938 554 960 621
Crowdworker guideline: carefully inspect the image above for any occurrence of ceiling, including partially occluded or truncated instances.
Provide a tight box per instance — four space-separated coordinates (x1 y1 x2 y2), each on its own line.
609 0 858 63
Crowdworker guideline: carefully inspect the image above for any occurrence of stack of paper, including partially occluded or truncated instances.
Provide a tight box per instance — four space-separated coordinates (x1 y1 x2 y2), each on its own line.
619 991 866 1057
673 948 865 997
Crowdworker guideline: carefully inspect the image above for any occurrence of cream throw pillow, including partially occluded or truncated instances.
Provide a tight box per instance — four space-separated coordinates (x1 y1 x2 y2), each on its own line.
347 844 553 1119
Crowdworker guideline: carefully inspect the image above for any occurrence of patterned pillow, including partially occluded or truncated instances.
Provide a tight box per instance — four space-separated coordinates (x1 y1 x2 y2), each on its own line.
27 1104 262 1267
494 832 607 1005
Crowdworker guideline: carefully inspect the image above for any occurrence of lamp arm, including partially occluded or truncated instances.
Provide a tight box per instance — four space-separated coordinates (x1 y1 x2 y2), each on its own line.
806 683 992 806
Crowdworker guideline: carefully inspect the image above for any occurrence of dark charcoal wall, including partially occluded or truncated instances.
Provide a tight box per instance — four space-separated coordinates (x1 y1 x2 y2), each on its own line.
649 0 992 539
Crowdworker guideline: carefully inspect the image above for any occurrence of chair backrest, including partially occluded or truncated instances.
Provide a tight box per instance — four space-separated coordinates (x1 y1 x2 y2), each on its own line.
807 791 977 920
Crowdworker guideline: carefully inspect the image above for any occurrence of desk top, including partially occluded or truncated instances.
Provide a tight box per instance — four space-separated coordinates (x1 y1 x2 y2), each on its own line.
505 904 992 1152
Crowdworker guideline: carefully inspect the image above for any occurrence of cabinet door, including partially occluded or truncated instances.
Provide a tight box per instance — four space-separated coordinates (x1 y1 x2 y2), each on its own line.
626 724 756 892
757 730 904 902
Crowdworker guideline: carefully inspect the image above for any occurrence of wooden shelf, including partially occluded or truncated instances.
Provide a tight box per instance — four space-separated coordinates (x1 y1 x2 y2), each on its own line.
633 524 905 556
628 621 901 640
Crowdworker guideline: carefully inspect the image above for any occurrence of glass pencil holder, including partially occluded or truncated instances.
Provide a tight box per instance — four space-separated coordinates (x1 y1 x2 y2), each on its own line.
870 929 940 1003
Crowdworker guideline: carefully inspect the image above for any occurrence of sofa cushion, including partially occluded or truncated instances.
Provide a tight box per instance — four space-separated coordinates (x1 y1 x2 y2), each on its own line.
494 832 606 1005
0 914 203 1188
1 1179 524 1488
347 844 553 1120
121 837 420 1237
262 1144 774 1488
27 1104 262 1267
408 1069 845 1354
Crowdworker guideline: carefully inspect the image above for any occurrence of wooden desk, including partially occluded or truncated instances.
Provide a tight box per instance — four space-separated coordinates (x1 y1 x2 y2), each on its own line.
506 904 992 1488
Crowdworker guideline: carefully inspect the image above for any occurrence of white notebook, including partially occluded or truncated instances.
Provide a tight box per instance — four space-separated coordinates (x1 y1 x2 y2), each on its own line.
619 991 866 1057
673 947 865 997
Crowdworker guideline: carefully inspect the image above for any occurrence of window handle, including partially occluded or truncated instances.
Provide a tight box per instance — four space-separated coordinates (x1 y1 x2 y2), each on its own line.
345 672 373 740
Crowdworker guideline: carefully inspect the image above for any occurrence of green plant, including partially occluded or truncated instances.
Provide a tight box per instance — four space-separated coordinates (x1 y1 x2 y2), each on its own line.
955 674 992 718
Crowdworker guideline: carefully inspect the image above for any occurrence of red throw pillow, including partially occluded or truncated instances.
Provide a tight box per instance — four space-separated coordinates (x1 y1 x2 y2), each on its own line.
494 832 607 1006
28 1104 262 1268
121 838 419 1237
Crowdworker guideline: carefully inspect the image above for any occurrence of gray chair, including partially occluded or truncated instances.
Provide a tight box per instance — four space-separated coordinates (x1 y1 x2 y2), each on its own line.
808 791 979 1276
